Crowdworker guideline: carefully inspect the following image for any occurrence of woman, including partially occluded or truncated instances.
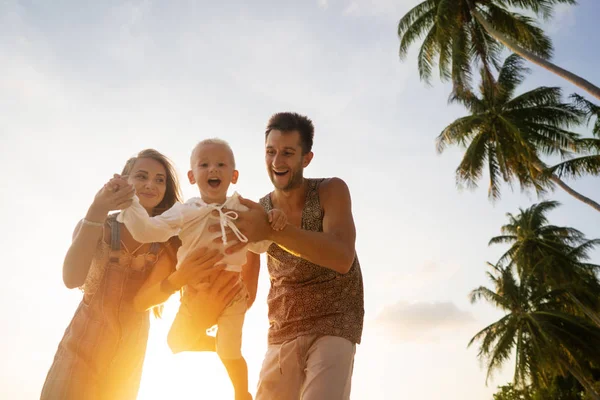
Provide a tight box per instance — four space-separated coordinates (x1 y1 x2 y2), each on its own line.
41 149 240 400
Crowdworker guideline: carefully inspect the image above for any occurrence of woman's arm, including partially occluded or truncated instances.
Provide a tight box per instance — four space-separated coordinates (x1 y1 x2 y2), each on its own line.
63 178 134 289
132 242 177 312
241 251 260 309
133 245 226 312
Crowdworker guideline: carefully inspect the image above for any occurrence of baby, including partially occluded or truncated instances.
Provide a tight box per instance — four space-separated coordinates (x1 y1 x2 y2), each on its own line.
118 138 285 400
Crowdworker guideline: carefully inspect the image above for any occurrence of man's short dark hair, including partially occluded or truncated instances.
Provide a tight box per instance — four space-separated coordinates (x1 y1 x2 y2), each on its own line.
265 112 314 154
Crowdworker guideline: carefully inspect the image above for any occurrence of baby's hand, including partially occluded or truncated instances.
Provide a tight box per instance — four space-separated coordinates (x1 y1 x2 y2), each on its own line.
268 208 287 231
105 174 129 193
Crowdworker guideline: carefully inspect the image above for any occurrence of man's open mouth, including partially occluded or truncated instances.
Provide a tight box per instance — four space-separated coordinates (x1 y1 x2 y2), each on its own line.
272 169 289 177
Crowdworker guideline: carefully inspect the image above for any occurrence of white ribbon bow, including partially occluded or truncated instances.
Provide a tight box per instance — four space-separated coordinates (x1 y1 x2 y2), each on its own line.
207 203 248 246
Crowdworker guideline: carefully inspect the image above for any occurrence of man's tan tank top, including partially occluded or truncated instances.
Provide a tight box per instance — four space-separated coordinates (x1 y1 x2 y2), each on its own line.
259 178 364 345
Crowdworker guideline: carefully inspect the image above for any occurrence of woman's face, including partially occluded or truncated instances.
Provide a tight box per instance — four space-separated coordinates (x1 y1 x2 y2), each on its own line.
127 157 168 212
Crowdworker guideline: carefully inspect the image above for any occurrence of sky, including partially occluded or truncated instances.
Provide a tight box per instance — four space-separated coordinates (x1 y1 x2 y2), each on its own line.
1 0 600 399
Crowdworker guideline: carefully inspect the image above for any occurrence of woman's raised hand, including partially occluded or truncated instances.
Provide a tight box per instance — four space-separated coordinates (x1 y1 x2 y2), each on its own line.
89 174 135 218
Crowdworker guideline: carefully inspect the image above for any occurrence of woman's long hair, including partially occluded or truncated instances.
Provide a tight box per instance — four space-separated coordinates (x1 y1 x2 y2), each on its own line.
121 149 183 318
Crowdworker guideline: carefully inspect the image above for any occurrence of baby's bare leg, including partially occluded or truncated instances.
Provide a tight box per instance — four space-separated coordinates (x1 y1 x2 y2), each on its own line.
168 285 217 353
221 356 252 400
216 282 250 399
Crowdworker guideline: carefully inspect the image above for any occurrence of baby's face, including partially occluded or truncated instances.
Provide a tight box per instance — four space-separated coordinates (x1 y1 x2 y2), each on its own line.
188 143 238 204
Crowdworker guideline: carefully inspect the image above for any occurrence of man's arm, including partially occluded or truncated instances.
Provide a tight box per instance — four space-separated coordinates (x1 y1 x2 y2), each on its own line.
230 178 356 274
272 178 356 274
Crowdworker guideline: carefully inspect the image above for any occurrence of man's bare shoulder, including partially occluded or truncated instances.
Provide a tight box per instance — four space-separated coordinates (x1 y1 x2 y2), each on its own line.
318 177 351 204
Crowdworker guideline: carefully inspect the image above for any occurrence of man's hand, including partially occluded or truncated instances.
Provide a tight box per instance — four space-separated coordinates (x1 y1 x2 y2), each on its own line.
209 196 273 255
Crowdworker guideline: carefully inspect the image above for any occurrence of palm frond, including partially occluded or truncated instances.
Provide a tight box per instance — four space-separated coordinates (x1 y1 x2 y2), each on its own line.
546 155 600 179
570 93 600 136
468 314 514 349
436 115 485 152
487 144 503 199
489 235 517 246
416 25 440 84
484 319 519 383
470 285 511 310
456 132 490 189
398 3 436 60
496 54 529 101
485 5 553 58
501 0 576 20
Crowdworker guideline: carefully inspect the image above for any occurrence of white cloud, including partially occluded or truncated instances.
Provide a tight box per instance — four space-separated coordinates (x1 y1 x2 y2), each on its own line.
544 3 576 35
336 0 420 19
373 300 476 342
378 260 462 301
385 260 461 287
511 2 576 35
343 1 360 15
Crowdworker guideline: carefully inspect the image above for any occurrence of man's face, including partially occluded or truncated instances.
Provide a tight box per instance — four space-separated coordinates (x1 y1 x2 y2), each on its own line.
265 129 312 191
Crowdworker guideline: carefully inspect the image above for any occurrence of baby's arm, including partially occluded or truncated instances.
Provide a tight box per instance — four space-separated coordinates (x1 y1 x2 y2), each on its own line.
117 197 183 243
267 208 287 231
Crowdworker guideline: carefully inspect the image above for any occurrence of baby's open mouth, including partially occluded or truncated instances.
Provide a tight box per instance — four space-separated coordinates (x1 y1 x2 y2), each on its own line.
208 178 221 188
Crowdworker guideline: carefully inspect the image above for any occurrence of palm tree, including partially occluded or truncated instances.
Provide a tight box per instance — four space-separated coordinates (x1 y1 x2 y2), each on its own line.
436 54 600 212
572 94 600 137
397 0 600 100
469 263 600 399
490 201 600 326
548 94 600 179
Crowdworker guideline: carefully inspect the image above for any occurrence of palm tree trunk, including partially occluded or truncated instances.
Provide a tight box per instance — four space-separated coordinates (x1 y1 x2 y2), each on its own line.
471 9 600 101
532 162 600 211
563 363 600 400
549 174 600 212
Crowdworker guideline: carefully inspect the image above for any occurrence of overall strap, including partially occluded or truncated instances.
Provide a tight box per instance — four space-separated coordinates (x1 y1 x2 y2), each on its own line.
110 216 121 263
148 242 160 255
111 217 121 250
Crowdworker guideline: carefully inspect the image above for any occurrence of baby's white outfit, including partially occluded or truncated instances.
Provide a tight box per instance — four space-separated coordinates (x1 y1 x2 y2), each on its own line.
117 191 270 359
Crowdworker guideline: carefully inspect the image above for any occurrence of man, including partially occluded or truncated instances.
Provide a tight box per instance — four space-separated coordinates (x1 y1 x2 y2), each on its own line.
215 112 364 399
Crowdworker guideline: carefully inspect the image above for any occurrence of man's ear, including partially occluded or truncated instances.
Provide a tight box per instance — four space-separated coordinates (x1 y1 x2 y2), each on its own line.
231 170 239 184
187 170 196 184
302 151 314 168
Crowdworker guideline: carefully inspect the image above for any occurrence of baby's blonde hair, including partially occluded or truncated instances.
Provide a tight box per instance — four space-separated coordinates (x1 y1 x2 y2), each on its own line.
190 138 236 168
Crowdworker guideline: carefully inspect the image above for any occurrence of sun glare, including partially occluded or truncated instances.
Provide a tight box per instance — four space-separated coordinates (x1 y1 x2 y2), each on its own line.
137 300 234 400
